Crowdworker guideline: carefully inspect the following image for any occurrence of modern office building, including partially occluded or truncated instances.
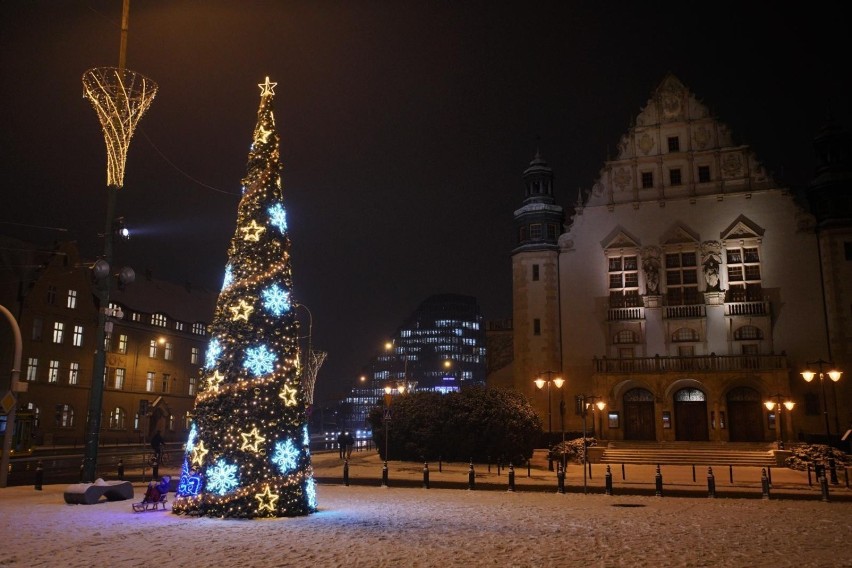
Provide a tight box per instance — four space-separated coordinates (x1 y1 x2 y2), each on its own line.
342 293 487 430
0 239 216 449
512 74 851 445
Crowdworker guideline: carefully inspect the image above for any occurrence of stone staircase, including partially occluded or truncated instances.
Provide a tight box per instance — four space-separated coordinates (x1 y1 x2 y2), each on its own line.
598 441 778 467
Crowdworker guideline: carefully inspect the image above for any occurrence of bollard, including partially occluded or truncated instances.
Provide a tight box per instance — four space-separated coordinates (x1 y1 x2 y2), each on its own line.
557 464 565 494
488 456 491 473
548 457 554 472
820 471 830 502
767 467 772 488
381 460 388 487
729 464 733 484
807 463 813 487
655 465 663 497
438 456 442 473
605 465 613 496
588 461 592 479
34 461 44 491
152 462 159 481
692 465 696 483
117 459 125 481
707 467 715 498
343 459 350 486
621 463 625 481
423 462 430 489
508 463 515 492
761 468 770 500
828 458 838 485
468 459 476 490
527 459 531 478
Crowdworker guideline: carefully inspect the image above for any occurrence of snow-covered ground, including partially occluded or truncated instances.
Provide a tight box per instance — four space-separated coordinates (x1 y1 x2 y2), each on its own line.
1 480 849 567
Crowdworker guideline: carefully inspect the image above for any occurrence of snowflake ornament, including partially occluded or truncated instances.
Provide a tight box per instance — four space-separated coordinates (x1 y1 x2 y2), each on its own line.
261 284 291 316
268 203 288 233
272 439 299 473
205 459 240 495
244 344 276 376
205 338 222 370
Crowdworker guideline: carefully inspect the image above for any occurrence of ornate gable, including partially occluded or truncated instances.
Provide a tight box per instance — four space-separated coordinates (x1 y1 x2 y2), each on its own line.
660 224 700 246
602 227 641 251
720 215 765 241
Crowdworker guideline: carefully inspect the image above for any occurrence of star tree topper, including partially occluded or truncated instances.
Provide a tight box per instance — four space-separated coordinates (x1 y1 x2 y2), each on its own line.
259 76 277 97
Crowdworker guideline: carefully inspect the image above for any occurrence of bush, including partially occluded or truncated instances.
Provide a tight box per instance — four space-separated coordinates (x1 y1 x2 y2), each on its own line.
548 437 598 464
367 386 541 464
784 443 851 471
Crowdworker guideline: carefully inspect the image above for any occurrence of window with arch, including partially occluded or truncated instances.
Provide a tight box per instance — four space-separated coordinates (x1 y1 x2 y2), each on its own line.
109 407 126 429
674 388 705 401
55 404 74 428
623 387 655 402
614 330 637 344
734 325 763 340
672 327 699 342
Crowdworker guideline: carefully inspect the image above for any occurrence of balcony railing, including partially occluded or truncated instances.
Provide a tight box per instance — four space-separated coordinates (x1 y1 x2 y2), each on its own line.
664 304 706 319
724 301 770 316
607 306 645 321
593 354 787 374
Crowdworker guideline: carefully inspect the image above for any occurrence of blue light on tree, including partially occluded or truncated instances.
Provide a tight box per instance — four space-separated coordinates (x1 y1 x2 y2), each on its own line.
186 424 198 454
268 203 287 232
206 459 240 496
244 344 276 376
222 265 234 290
261 284 291 316
205 338 222 370
302 425 310 448
271 439 299 473
305 478 317 510
177 459 203 497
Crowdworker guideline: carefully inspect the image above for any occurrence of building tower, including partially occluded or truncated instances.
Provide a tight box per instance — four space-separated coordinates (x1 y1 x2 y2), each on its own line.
806 118 852 435
511 152 564 427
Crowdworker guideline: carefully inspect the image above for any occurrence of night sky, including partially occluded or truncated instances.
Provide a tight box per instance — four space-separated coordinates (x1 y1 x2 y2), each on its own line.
1 2 848 402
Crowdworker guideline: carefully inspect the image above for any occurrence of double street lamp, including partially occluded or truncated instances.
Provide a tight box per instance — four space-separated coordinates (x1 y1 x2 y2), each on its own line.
801 359 842 446
763 394 795 449
534 371 564 439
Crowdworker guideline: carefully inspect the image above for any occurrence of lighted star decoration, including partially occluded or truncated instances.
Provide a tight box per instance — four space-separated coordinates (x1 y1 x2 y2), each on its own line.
255 126 273 144
240 220 266 241
229 299 255 322
206 370 226 392
191 440 209 467
279 384 298 407
258 76 277 97
240 427 267 453
255 485 279 513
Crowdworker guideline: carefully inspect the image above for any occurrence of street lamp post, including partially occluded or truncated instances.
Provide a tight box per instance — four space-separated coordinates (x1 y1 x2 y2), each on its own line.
535 372 564 472
801 359 842 447
577 394 606 494
764 394 795 449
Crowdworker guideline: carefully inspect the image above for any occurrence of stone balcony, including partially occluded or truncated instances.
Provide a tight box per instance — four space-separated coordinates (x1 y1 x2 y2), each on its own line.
592 354 788 374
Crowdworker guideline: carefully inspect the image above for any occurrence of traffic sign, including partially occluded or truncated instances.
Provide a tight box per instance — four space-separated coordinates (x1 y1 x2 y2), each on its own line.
383 408 392 421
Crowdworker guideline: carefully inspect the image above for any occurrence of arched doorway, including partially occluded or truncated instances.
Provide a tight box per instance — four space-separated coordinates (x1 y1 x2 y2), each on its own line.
674 387 709 441
727 387 764 442
623 388 656 440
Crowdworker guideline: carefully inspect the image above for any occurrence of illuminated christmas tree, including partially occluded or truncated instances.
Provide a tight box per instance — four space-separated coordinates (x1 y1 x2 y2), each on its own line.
173 77 316 518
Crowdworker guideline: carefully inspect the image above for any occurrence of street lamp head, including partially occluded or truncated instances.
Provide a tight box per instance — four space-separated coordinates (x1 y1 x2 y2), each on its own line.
801 370 816 382
384 385 392 395
764 401 776 411
384 341 393 352
783 401 796 411
828 370 842 382
595 400 606 411
397 383 405 394
553 378 565 389
534 378 546 389
443 360 452 369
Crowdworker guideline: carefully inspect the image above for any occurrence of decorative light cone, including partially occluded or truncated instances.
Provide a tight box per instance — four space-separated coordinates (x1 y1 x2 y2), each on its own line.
172 77 316 518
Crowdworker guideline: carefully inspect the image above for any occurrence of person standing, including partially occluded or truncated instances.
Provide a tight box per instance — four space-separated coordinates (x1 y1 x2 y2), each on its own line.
336 432 345 459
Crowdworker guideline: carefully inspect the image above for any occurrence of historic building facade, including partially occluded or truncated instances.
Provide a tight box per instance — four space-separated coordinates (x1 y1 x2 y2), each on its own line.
513 74 851 445
0 240 216 449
